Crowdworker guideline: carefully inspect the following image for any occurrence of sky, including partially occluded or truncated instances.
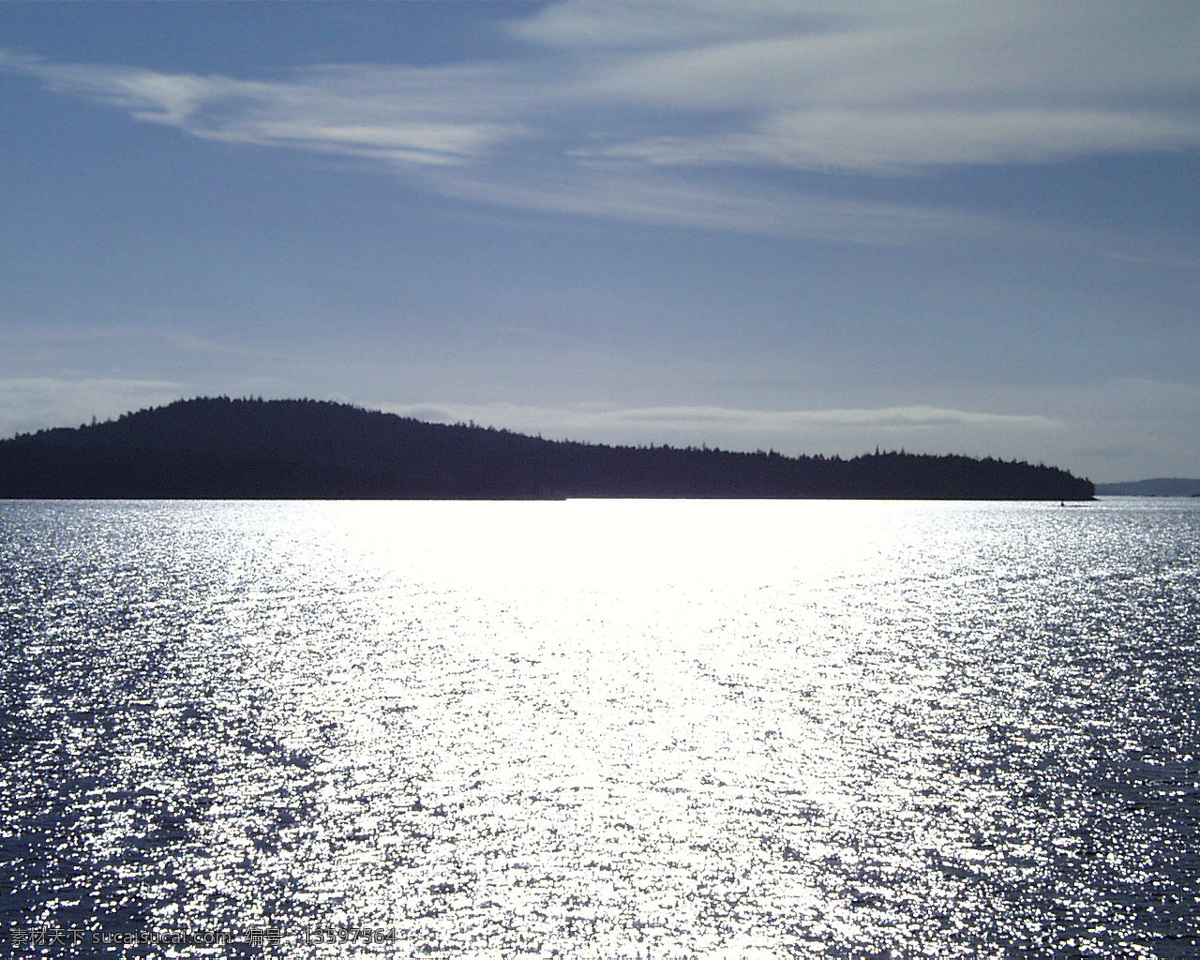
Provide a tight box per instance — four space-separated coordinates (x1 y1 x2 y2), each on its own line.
2 1 1198 482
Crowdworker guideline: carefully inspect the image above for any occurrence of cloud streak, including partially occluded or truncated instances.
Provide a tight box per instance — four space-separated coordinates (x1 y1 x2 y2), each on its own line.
1 52 531 166
589 108 1200 173
366 399 1074 466
4 2 1198 239
381 400 1057 440
528 1 1200 171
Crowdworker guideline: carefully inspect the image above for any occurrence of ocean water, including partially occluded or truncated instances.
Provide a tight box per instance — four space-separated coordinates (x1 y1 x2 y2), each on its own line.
0 498 1197 959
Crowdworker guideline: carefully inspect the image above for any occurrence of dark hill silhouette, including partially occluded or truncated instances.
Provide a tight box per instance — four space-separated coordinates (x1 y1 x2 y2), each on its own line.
0 397 1094 500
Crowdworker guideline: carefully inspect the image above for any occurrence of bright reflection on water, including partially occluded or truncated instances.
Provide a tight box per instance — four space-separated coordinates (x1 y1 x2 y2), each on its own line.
1 499 1198 958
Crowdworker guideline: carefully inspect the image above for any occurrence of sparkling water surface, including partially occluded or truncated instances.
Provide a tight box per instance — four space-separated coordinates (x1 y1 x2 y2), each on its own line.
1 499 1197 958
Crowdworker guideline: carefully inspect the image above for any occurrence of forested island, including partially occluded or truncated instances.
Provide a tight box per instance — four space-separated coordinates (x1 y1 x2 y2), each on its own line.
0 397 1094 500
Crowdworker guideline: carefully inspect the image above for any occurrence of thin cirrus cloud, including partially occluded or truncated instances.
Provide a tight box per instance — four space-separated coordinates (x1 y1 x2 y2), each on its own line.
0 52 531 166
586 109 1200 173
522 0 1200 171
425 164 999 244
3 1 1198 239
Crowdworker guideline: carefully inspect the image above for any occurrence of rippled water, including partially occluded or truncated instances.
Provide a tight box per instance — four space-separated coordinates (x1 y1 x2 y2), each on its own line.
1 499 1197 958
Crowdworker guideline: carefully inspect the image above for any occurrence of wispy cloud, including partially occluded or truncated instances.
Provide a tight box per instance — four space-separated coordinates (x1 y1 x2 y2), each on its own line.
379 400 1057 443
0 51 531 167
586 108 1200 173
426 164 997 243
363 398 1078 465
524 1 1200 171
4 1 1198 237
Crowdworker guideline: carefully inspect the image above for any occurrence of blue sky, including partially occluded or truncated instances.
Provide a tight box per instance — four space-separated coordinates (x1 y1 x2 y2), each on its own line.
2 1 1198 481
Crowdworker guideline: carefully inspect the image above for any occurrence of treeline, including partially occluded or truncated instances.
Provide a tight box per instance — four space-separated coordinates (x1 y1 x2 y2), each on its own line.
0 397 1094 500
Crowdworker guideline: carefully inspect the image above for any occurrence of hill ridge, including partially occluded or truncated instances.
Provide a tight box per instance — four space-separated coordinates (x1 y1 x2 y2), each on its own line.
0 397 1095 501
